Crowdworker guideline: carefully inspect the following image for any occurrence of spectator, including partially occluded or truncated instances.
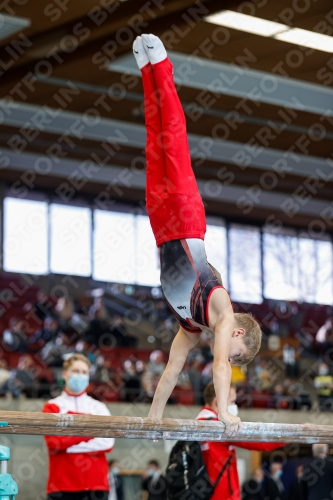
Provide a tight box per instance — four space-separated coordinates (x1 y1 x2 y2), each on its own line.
90 357 122 403
70 306 90 337
147 350 165 377
142 460 167 500
143 351 166 399
24 290 53 322
314 363 333 411
316 318 333 348
138 361 166 403
110 316 137 347
242 468 265 500
0 359 11 390
3 318 28 352
109 316 125 346
196 383 285 500
108 460 124 500
43 353 115 500
254 360 274 391
201 360 213 388
265 463 286 500
283 380 312 411
56 297 74 320
283 344 299 378
93 357 113 384
231 365 247 385
288 466 306 500
186 356 203 405
90 297 109 321
40 334 70 367
0 358 22 399
75 340 97 364
84 308 111 347
136 361 151 402
303 444 333 500
55 297 75 333
122 360 141 402
272 383 290 410
135 360 146 378
197 334 214 364
32 317 63 344
14 355 36 397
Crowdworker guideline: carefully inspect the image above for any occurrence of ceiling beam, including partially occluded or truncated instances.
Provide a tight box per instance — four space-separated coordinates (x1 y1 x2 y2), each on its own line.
1 147 330 218
109 51 333 116
0 100 331 179
32 75 333 139
0 0 214 86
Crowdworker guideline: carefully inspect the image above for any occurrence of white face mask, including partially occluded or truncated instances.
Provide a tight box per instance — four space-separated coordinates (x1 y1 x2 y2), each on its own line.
228 404 238 416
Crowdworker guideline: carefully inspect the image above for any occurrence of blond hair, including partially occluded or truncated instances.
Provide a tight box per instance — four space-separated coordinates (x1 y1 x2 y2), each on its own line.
234 313 262 365
63 353 91 370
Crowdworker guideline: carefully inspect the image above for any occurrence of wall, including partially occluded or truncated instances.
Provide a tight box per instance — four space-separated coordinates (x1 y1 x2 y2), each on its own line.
1 399 332 500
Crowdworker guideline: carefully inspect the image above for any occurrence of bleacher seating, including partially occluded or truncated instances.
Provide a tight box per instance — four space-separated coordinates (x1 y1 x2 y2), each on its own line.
0 272 330 407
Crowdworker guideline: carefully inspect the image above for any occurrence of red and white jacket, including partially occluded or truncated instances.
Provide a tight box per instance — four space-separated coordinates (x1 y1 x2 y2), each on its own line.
197 407 285 500
43 391 115 494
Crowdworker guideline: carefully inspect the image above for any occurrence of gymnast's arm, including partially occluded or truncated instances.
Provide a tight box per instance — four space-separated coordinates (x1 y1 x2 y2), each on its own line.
148 326 199 419
209 289 241 435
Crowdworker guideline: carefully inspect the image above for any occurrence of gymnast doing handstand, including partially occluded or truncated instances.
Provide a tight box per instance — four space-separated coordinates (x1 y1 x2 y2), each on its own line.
133 34 262 435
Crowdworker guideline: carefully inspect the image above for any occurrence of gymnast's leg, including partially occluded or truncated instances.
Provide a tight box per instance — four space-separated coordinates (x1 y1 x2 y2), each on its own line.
133 36 169 241
141 34 206 243
141 34 197 194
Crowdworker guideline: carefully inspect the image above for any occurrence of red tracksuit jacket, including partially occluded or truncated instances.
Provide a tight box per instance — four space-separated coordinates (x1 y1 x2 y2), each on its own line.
43 390 114 494
197 407 285 500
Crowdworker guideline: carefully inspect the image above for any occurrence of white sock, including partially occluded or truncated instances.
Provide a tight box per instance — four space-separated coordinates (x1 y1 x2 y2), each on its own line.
141 34 167 65
133 36 149 69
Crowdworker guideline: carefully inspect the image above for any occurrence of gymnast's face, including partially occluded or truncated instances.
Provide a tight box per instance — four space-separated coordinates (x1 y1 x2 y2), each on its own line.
228 329 247 365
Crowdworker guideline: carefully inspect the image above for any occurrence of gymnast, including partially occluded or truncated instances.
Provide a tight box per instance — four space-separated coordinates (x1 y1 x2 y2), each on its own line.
133 34 262 435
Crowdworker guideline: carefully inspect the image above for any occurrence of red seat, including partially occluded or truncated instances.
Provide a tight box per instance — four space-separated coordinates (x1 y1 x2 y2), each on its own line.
173 388 195 406
251 391 271 408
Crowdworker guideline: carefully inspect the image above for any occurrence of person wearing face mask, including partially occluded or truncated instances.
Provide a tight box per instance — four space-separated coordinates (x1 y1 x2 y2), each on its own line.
42 354 115 500
142 460 167 500
197 383 285 500
266 462 286 500
108 460 124 500
314 362 333 411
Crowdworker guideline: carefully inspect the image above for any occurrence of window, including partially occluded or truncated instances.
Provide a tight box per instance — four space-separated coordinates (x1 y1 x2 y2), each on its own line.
93 210 135 283
298 237 333 305
263 229 298 301
50 204 92 276
229 224 262 303
135 215 160 286
3 198 48 275
205 220 228 288
3 194 333 305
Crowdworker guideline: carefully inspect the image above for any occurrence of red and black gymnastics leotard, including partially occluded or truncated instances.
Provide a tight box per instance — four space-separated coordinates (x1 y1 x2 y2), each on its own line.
160 238 225 333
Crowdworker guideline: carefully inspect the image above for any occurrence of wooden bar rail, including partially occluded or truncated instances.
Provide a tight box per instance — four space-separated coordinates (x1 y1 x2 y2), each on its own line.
0 411 332 443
